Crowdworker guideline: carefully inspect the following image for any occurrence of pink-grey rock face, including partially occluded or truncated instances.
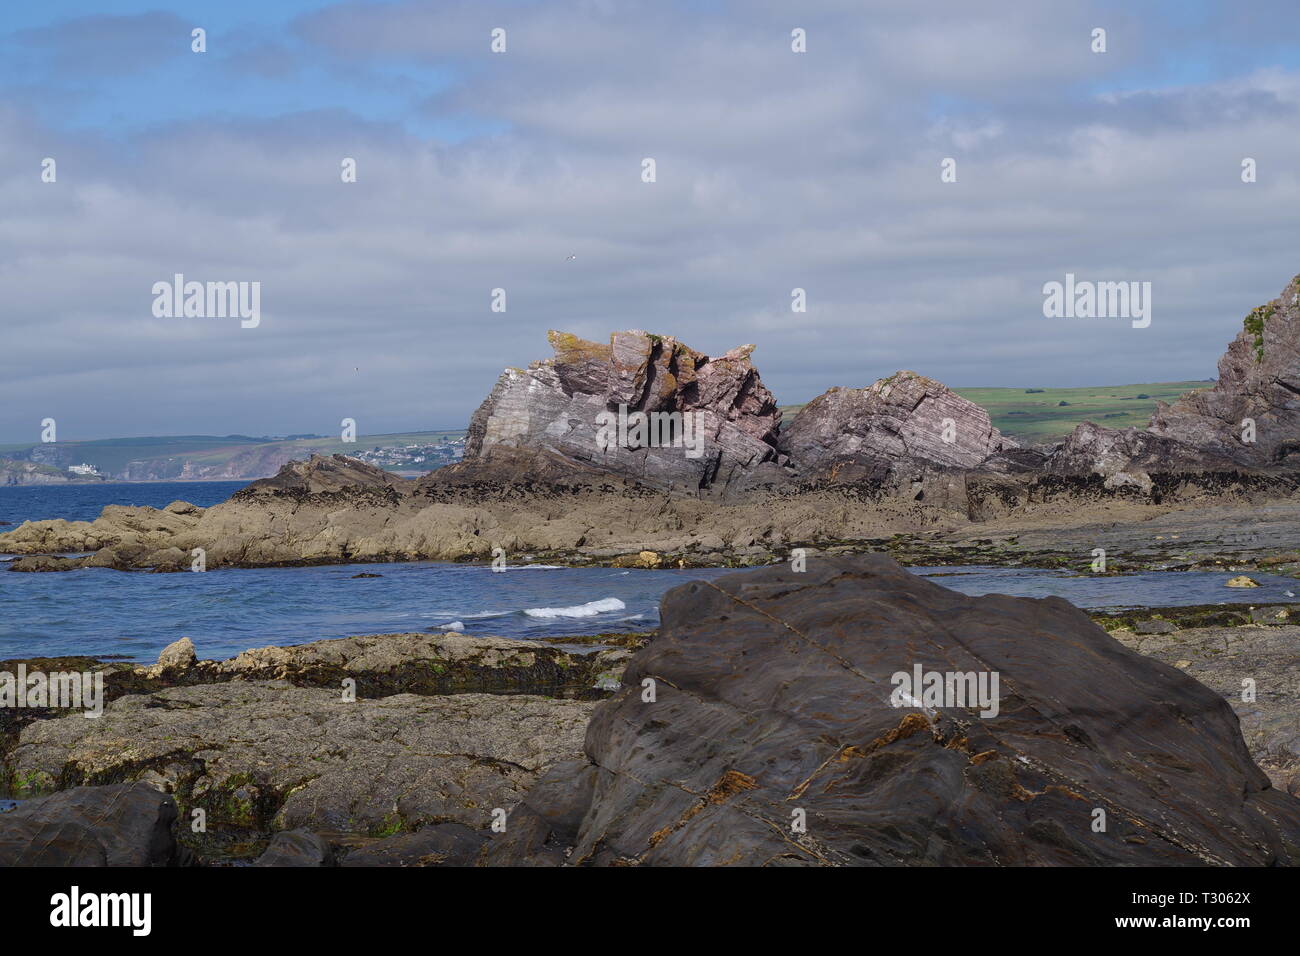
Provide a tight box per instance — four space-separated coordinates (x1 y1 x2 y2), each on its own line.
779 371 1015 479
464 330 783 491
1045 421 1233 481
1049 271 1300 478
1146 274 1300 467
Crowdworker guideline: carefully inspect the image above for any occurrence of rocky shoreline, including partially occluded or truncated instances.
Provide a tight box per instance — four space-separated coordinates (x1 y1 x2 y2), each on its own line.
3 272 1300 866
5 271 1300 576
2 555 1296 866
5 470 1300 578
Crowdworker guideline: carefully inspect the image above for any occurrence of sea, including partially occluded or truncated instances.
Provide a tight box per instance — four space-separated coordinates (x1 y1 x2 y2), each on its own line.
1 481 1295 664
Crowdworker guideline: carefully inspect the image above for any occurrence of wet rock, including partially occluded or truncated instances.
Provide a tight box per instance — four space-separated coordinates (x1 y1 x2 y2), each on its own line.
780 371 1015 480
1132 618 1177 634
0 782 179 866
216 631 608 698
8 682 592 857
252 829 336 867
489 555 1300 866
1249 606 1294 625
340 822 486 867
7 555 82 572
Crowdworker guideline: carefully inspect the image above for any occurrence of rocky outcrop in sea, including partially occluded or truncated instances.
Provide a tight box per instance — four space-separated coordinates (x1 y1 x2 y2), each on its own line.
4 271 1300 577
465 329 786 491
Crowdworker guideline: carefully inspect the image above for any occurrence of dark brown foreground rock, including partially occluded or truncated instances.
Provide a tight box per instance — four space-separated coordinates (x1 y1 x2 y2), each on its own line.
487 555 1300 866
1114 624 1300 797
0 782 179 866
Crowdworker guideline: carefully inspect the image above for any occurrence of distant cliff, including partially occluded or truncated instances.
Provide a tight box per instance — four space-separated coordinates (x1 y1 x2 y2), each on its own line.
0 433 465 482
0 459 105 485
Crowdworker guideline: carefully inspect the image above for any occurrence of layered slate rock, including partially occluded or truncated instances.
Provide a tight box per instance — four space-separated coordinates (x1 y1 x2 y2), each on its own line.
1147 273 1300 466
235 454 409 499
0 782 180 866
487 555 1300 866
1043 421 1237 490
1048 272 1300 479
464 330 784 491
779 371 1015 481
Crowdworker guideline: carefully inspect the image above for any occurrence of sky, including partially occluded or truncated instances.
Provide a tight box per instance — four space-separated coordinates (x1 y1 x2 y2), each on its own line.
4 0 1300 441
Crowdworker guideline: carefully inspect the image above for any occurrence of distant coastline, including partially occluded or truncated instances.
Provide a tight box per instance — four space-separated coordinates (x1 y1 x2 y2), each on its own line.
0 381 1210 485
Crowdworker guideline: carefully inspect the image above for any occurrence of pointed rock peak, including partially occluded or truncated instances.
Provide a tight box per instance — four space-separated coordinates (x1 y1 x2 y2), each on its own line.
465 329 782 491
1145 268 1300 467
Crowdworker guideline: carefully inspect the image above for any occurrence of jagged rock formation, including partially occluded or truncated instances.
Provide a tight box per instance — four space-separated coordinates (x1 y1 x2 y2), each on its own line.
488 555 1300 866
1051 273 1300 479
779 371 1015 481
465 330 785 491
237 453 409 498
1146 274 1300 465
1043 421 1238 491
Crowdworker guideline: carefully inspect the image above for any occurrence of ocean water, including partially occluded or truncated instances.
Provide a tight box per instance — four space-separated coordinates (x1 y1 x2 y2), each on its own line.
2 483 1296 664
0 480 248 527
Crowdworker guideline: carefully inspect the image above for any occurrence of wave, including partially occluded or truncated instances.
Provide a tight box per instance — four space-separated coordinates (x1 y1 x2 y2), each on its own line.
486 564 567 571
523 597 626 619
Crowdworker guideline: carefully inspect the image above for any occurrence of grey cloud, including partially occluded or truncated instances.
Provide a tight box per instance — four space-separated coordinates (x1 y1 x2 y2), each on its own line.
3 1 1300 440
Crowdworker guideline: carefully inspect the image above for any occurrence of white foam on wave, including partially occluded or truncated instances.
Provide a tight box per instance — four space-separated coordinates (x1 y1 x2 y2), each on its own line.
523 597 626 619
443 621 465 632
488 564 567 571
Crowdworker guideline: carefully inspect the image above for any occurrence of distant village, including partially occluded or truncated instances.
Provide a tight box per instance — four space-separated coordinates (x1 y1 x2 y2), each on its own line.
348 436 465 472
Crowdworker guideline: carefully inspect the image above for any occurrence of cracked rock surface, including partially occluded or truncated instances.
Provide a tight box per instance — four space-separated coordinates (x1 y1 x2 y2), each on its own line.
8 682 592 857
488 554 1300 866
